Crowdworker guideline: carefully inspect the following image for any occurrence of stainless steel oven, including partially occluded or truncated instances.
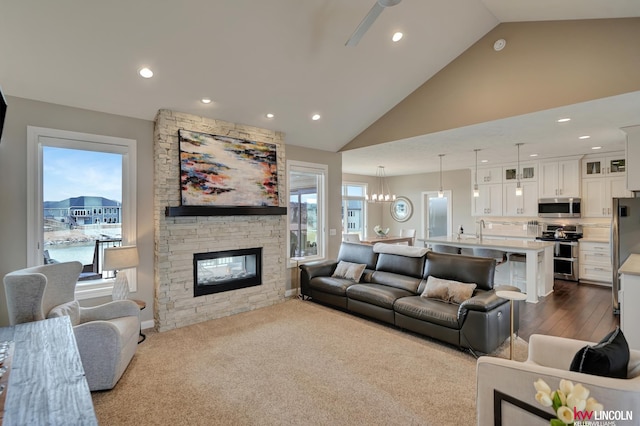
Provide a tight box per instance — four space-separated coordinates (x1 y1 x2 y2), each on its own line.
536 224 582 281
552 241 579 281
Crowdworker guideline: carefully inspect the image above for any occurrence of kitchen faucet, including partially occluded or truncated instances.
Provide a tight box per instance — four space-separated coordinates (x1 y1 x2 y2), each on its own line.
477 219 485 240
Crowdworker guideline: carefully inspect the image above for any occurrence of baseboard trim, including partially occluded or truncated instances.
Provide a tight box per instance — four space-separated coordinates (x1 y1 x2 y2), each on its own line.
285 289 299 298
141 319 154 330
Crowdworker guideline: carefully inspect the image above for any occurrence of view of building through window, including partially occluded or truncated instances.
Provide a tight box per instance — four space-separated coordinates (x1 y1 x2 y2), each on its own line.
341 183 366 238
43 146 123 278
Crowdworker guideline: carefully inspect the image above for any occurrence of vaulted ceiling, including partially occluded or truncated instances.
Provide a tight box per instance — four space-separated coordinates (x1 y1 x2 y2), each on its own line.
1 1 639 174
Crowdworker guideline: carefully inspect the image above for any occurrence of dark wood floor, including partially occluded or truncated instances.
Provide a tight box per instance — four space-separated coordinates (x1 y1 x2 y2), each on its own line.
518 279 619 343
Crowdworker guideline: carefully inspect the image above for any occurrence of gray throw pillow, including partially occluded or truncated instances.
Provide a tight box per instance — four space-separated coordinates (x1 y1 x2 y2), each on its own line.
332 261 367 283
421 276 477 304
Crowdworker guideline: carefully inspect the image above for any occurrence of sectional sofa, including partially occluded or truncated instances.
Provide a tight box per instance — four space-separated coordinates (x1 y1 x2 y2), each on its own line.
299 242 520 355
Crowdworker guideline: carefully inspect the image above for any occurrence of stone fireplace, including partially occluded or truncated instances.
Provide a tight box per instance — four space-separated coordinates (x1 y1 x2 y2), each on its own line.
153 110 287 332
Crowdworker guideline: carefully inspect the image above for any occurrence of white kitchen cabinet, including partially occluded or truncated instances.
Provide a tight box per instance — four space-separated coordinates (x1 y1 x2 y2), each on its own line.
539 159 581 198
579 241 612 284
582 153 626 178
477 167 503 184
473 183 502 216
620 254 640 350
582 176 632 217
503 163 537 182
503 180 538 216
625 126 640 191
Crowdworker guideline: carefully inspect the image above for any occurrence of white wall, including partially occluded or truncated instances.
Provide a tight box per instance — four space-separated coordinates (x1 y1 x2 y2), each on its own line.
342 169 474 241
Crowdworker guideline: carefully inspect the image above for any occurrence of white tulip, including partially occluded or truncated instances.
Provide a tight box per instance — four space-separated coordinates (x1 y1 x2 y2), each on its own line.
534 378 551 395
571 383 590 400
553 390 567 406
559 379 574 395
557 406 575 424
535 391 553 407
566 393 586 411
586 397 604 412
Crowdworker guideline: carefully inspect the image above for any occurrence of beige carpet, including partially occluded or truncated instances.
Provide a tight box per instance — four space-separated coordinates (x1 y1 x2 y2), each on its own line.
92 299 527 425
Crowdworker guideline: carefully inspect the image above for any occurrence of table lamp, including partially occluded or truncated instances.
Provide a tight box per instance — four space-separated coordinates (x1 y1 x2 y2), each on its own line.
103 245 139 300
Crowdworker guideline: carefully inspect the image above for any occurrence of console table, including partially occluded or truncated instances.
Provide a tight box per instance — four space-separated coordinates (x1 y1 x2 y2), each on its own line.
0 316 97 425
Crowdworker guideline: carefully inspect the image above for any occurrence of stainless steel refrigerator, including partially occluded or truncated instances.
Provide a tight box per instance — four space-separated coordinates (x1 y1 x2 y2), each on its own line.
611 197 640 314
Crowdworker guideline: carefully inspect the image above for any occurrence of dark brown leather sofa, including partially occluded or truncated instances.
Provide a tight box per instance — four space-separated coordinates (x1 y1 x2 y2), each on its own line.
299 242 520 355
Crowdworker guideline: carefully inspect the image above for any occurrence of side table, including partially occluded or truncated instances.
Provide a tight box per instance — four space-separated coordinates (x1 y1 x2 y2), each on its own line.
495 290 527 360
131 299 146 344
291 257 305 299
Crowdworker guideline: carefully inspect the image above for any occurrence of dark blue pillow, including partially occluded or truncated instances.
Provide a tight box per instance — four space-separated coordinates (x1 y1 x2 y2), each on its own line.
570 326 630 379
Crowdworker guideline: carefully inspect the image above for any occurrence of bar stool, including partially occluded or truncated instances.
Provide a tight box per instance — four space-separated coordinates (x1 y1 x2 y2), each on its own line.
431 245 461 255
508 253 527 292
472 248 507 266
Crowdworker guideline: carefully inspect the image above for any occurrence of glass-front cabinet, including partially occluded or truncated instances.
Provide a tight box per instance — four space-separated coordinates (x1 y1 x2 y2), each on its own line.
582 153 626 178
503 163 537 181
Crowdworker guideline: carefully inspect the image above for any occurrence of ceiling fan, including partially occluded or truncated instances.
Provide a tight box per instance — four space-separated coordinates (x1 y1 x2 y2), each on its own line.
345 0 402 47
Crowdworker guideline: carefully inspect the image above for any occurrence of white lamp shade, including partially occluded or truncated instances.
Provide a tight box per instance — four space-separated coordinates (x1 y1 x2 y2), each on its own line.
103 245 139 271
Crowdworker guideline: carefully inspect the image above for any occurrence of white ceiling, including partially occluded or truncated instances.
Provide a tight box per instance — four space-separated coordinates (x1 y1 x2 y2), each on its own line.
1 1 639 175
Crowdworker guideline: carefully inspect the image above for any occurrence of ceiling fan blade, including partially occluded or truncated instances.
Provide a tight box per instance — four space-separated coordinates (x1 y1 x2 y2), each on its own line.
345 2 384 47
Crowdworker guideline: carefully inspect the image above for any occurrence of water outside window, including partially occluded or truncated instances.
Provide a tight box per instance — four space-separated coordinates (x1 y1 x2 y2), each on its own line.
43 147 123 277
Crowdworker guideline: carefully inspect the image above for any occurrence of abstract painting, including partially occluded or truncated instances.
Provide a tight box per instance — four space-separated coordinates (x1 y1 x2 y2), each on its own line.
178 129 279 206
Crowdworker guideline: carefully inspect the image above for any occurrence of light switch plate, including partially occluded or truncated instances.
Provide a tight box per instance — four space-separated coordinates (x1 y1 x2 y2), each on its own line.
329 229 336 236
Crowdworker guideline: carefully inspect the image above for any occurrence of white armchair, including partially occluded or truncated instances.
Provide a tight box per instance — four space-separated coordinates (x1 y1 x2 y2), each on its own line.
477 334 640 425
3 261 140 391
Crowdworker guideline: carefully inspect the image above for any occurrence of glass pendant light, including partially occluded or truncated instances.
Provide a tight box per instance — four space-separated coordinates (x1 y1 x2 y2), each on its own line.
473 149 480 198
365 165 395 203
438 154 445 198
515 143 523 197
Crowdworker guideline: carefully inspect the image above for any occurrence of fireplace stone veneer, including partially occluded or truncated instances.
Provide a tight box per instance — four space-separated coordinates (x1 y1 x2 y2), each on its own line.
153 109 287 331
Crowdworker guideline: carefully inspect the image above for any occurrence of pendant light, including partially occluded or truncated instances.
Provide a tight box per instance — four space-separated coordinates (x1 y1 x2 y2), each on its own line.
438 154 445 198
515 143 523 197
473 149 480 198
365 165 396 203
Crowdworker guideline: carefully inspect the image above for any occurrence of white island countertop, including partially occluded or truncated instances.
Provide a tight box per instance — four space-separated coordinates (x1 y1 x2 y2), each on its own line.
619 254 640 276
420 236 555 251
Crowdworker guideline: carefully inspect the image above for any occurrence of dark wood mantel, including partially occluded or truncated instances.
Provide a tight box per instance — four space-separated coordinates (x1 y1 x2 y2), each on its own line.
165 206 287 217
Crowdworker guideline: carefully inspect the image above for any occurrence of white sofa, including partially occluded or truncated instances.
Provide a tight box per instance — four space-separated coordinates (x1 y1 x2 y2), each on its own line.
477 334 640 425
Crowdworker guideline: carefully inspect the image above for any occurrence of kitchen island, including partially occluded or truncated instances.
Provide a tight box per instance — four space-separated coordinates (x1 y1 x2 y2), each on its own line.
420 236 555 303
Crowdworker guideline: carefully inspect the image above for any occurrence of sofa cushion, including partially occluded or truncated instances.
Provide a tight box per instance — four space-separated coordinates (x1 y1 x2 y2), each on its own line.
309 277 356 296
570 326 630 379
421 251 495 292
346 284 413 309
394 296 461 329
421 276 477 304
337 242 379 270
370 271 422 293
331 261 366 283
375 252 426 278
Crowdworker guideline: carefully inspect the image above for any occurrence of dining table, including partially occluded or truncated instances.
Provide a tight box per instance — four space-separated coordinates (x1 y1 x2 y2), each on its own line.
359 235 414 246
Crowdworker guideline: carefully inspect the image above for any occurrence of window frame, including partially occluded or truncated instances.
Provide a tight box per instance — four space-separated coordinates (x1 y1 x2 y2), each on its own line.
341 182 367 237
27 126 137 300
286 160 327 266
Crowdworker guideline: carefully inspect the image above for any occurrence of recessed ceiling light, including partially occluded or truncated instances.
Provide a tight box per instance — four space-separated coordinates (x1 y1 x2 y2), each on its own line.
265 113 274 119
138 67 154 78
529 154 538 157
201 98 212 104
311 114 321 121
481 159 488 163
592 146 602 150
556 118 571 123
392 32 403 42
579 135 590 140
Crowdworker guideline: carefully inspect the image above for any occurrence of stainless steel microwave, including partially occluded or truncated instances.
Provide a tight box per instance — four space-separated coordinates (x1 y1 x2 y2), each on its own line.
538 198 581 218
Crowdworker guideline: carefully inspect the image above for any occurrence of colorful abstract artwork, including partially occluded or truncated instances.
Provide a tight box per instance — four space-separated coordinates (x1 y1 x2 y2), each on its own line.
178 129 279 206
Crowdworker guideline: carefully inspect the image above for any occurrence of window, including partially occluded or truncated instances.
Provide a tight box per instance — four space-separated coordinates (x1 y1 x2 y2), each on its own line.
287 161 327 263
341 183 367 238
27 127 137 299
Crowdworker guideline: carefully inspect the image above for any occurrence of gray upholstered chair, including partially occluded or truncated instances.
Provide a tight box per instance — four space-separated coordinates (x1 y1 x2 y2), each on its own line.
3 261 140 391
